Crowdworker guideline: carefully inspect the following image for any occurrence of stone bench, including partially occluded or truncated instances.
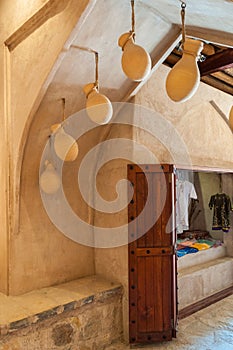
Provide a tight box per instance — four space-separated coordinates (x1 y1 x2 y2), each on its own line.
178 256 233 309
0 275 123 350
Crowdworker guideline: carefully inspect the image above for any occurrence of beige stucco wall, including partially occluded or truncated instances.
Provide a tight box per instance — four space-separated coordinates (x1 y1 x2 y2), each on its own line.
0 0 232 336
9 98 96 295
197 173 224 241
0 48 8 294
94 65 233 340
3 0 92 166
135 65 233 167
94 119 134 342
0 0 96 294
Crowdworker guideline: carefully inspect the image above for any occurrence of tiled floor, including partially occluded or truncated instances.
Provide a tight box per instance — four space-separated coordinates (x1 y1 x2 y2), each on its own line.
107 294 233 350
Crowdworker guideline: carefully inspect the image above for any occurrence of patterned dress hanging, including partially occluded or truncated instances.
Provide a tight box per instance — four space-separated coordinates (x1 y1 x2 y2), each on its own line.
209 193 232 232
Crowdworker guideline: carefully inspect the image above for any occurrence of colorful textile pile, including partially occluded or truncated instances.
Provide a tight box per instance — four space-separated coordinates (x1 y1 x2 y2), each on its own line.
177 246 199 257
176 237 223 258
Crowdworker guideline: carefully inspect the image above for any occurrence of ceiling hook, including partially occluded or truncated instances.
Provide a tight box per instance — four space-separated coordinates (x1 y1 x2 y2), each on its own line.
180 0 186 9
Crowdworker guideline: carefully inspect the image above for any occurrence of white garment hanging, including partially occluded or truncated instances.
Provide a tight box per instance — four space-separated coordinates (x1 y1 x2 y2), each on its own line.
176 180 197 234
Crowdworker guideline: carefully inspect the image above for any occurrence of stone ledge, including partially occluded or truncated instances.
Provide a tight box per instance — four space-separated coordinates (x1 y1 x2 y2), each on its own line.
178 257 233 309
0 275 122 337
177 245 226 271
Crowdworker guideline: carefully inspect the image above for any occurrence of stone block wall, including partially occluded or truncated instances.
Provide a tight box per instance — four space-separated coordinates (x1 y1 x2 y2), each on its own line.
178 257 233 308
0 286 123 350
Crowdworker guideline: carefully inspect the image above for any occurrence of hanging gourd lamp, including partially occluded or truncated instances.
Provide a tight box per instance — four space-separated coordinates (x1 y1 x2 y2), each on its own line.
83 83 113 125
81 49 113 125
118 0 151 81
54 127 79 161
40 161 61 194
229 106 233 132
166 1 203 102
51 98 79 162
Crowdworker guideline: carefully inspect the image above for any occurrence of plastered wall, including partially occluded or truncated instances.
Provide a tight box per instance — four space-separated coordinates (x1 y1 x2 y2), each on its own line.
196 173 225 240
0 46 8 294
94 65 233 340
9 95 97 295
135 65 233 167
0 0 232 329
0 0 95 294
94 119 134 342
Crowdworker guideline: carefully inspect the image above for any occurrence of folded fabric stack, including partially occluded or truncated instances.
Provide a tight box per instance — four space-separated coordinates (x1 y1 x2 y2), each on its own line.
176 237 223 258
191 242 210 250
177 246 199 257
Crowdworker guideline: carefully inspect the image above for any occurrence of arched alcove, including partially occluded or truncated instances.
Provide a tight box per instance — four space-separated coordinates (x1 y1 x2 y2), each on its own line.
1 0 97 294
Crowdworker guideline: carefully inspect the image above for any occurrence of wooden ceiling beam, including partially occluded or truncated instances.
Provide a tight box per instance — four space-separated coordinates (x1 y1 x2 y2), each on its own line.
199 48 233 76
201 75 233 96
185 26 233 48
163 53 233 96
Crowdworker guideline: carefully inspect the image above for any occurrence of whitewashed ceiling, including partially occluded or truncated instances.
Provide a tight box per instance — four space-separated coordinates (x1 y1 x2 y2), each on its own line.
48 0 233 108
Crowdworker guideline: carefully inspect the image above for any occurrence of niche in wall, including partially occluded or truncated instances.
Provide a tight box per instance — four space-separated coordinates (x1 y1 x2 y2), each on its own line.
176 170 233 242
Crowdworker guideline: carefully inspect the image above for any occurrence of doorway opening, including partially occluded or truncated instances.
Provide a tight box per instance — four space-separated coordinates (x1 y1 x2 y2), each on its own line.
128 164 233 345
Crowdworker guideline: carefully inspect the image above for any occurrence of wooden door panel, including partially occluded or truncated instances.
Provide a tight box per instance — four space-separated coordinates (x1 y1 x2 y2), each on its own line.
145 256 156 332
137 254 172 333
128 164 177 344
136 172 147 247
137 256 147 332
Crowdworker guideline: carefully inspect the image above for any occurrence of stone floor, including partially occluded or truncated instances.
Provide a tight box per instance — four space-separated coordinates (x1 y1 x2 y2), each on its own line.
107 294 233 350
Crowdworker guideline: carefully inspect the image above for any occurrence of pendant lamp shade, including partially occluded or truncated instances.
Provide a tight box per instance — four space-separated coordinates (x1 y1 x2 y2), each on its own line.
39 161 61 194
53 126 79 162
118 32 151 82
83 83 113 125
118 1 151 81
71 46 113 125
229 106 233 132
165 39 203 103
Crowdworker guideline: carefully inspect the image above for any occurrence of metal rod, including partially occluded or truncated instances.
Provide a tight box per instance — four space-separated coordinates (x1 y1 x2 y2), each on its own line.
70 44 99 89
95 51 99 89
209 100 230 129
180 1 186 47
131 0 135 34
71 44 97 55
62 97 66 121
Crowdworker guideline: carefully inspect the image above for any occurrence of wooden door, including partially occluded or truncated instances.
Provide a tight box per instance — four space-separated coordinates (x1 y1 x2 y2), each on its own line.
128 164 177 344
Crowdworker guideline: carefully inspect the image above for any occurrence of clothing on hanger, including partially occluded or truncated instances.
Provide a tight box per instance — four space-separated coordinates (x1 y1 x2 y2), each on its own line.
209 193 232 232
176 179 197 234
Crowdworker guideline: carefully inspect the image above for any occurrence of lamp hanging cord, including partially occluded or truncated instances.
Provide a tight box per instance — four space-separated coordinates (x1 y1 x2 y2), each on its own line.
95 51 99 90
180 1 186 48
62 97 66 121
70 45 99 90
131 0 135 40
